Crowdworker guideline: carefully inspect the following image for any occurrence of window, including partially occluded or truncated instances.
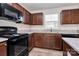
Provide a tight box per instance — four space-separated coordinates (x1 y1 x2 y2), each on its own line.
45 14 58 28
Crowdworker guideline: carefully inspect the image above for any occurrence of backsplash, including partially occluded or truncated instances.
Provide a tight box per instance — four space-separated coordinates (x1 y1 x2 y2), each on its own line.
0 20 79 34
31 4 79 34
0 20 30 33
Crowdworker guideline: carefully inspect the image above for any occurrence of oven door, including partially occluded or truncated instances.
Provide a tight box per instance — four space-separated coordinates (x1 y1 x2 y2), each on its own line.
7 34 28 56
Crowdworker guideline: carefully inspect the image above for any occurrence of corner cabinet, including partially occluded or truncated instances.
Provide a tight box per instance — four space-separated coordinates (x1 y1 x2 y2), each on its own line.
61 9 79 24
31 13 43 25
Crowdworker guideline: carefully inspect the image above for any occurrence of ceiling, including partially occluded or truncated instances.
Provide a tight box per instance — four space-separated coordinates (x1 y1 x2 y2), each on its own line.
20 3 77 11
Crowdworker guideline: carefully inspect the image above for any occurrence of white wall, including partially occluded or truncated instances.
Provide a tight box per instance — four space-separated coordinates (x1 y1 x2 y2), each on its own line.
30 4 79 33
0 4 79 34
0 20 30 33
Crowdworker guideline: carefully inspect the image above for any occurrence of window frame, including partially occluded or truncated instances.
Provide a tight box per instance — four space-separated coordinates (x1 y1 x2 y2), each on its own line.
44 14 59 28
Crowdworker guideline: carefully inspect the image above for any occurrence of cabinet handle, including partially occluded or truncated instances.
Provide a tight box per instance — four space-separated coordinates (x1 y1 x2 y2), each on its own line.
66 49 70 52
66 49 71 56
4 44 7 46
0 43 7 46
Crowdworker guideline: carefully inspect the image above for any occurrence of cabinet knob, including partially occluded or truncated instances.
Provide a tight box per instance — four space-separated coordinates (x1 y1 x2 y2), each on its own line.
66 49 71 52
0 42 7 46
3 43 7 46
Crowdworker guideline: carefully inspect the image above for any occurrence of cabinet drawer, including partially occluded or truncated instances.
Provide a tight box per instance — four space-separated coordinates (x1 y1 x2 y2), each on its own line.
69 48 79 56
0 42 7 56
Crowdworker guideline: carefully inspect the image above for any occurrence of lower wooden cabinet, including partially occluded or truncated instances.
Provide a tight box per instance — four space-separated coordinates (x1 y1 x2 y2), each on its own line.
0 42 7 56
34 33 62 50
63 41 79 56
28 34 34 52
34 33 45 48
53 34 63 50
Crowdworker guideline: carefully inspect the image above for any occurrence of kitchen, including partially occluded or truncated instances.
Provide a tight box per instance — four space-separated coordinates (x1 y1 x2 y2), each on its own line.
0 3 79 56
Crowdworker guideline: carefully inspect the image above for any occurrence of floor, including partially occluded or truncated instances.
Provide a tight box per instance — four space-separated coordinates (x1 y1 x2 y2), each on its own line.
29 48 63 56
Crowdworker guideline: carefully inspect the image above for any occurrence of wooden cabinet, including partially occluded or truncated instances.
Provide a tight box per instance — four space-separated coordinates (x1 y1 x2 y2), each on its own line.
61 10 72 24
34 33 62 50
34 33 45 48
44 33 62 50
8 3 23 12
63 41 70 56
53 34 62 50
8 3 31 24
61 9 79 24
28 34 34 52
23 10 30 24
43 33 54 49
0 42 7 56
71 9 79 24
31 13 43 25
63 41 79 56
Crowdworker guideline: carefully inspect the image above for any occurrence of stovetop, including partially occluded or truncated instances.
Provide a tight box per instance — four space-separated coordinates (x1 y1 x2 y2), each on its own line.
0 33 29 38
0 34 19 38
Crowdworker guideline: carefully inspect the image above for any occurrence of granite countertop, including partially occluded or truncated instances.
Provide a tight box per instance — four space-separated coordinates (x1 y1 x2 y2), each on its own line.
62 37 79 54
0 37 8 42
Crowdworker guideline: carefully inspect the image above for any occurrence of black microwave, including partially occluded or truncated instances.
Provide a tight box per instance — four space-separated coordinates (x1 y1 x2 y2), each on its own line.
0 3 23 23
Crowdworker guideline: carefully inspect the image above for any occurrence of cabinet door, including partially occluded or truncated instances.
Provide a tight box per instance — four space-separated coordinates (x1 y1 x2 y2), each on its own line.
53 34 62 50
44 33 62 50
0 42 7 56
22 7 31 24
61 10 72 24
71 9 79 24
34 33 44 48
34 33 62 50
28 34 34 52
23 13 30 24
61 9 79 24
22 10 30 24
43 33 55 49
32 14 37 25
31 13 43 25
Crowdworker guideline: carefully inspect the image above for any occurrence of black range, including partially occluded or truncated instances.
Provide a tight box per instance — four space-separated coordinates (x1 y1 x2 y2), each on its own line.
0 26 29 56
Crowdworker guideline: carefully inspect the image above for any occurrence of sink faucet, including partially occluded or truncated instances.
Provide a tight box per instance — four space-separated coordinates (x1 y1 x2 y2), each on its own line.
50 28 52 32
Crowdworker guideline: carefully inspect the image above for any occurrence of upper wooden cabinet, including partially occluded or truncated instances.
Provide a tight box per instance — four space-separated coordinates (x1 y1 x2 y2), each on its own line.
61 9 79 24
8 3 23 12
8 3 31 24
31 13 43 25
23 10 31 24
